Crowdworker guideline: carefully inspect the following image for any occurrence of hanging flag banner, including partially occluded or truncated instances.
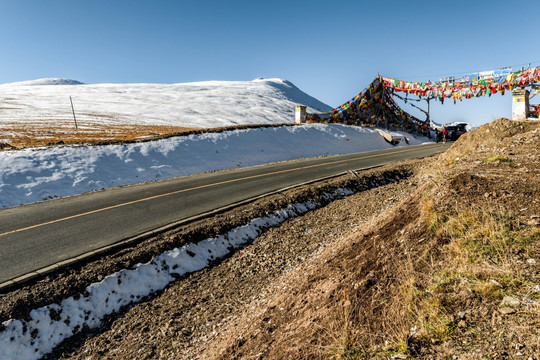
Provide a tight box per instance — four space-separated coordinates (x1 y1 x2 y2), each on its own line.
306 76 429 136
383 67 539 103
306 66 539 131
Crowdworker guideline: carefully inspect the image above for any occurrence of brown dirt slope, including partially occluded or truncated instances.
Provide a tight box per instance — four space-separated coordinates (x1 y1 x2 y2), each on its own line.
202 119 540 359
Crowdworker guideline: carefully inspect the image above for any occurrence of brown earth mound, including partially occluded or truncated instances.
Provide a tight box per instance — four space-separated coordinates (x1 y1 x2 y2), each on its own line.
199 119 539 359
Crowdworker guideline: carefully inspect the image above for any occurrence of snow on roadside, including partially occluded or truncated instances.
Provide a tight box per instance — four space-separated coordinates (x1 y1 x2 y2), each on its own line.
0 189 353 360
0 124 428 209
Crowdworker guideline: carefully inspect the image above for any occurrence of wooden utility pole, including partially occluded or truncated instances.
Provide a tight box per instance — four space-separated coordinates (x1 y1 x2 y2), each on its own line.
70 96 78 130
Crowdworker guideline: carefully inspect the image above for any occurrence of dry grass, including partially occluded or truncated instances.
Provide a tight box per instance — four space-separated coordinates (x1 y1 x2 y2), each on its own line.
398 196 540 356
0 122 293 150
482 153 513 164
324 293 364 359
0 124 199 149
326 184 539 359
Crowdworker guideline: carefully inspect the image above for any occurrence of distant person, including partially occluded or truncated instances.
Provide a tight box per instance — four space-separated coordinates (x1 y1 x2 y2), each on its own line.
442 127 448 143
434 129 439 143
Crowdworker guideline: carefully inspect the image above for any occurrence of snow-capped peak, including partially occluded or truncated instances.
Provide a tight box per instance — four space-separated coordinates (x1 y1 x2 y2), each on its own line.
252 77 295 86
2 78 85 86
252 77 286 83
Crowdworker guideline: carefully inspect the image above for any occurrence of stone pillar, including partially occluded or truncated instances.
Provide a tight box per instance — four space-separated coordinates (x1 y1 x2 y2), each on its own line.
512 89 529 120
295 105 307 124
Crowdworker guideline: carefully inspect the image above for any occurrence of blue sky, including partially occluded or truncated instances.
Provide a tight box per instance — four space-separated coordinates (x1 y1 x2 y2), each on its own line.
1 0 539 127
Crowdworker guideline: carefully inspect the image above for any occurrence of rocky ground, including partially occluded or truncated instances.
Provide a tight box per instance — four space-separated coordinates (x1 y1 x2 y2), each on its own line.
200 119 540 360
1 119 538 359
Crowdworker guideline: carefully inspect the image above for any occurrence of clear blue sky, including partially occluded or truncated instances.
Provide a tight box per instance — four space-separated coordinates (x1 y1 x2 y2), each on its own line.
1 0 539 127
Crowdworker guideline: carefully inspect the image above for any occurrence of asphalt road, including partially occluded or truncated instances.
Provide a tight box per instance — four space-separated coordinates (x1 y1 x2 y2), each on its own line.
0 142 450 286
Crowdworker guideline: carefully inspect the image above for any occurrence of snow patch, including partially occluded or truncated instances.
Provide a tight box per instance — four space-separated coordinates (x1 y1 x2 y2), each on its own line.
0 124 429 209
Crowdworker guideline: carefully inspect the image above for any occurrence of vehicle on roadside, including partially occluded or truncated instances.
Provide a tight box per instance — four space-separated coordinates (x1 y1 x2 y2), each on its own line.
444 124 467 141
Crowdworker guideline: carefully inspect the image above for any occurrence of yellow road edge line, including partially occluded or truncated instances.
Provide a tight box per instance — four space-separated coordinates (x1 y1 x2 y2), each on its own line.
0 145 439 238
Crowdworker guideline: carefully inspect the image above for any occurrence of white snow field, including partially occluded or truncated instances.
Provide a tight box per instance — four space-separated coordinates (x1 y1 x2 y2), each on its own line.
0 123 428 209
0 77 331 130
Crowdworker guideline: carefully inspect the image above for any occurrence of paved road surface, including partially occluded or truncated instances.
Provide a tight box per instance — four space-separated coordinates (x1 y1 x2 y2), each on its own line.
0 143 450 285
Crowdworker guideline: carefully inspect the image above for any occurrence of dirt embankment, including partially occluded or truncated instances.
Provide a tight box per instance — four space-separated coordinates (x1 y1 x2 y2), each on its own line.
201 119 540 359
1 119 538 360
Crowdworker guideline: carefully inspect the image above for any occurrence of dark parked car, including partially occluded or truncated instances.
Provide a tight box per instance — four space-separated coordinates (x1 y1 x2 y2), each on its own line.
445 124 467 141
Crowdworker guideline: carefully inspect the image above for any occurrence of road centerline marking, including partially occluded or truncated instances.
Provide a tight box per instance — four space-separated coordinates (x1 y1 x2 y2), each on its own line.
0 145 439 238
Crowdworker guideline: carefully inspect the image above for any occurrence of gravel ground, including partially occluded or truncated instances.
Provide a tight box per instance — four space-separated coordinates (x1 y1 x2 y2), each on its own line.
56 164 420 359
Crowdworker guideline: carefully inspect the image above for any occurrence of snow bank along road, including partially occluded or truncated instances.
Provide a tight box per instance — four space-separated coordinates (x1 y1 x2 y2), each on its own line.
0 124 428 209
0 142 450 288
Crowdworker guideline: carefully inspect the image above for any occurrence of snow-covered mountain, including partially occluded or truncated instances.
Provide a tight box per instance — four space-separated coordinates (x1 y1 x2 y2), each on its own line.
3 78 85 86
0 78 331 128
